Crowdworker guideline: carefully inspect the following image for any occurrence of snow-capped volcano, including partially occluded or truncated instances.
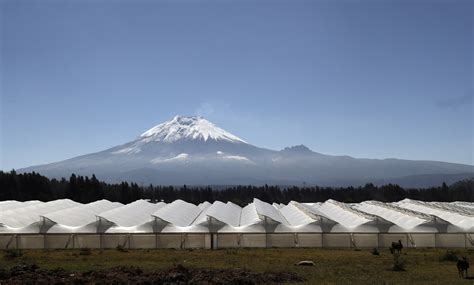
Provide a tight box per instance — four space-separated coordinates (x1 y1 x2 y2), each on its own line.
140 116 246 143
111 116 249 156
19 115 474 187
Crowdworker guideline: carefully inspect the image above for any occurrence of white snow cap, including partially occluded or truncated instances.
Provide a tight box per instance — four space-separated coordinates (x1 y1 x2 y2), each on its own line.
140 115 246 143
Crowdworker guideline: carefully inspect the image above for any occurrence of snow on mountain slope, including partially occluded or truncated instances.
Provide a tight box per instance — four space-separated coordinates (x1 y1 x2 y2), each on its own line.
140 115 246 143
110 116 248 156
18 115 474 187
151 153 189 164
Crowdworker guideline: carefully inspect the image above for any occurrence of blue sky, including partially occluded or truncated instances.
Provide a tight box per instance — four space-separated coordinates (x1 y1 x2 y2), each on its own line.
1 0 473 170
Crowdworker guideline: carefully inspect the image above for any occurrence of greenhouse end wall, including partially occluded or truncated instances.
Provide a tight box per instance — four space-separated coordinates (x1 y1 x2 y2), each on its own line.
0 233 472 249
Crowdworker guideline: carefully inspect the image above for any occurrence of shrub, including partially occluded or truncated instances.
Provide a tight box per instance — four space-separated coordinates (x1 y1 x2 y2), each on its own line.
439 250 458 262
116 245 128 253
9 262 39 276
392 253 406 271
225 249 238 255
4 249 23 260
371 248 380 256
79 248 91 256
0 268 9 279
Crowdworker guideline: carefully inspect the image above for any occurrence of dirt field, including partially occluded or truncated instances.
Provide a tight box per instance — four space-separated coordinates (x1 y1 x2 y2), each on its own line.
0 248 473 284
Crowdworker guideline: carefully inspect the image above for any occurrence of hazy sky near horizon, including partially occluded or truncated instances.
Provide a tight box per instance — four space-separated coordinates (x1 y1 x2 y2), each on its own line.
1 0 473 170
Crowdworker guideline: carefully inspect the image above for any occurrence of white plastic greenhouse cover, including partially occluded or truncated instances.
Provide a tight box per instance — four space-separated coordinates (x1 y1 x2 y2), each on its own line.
299 203 329 217
0 200 43 212
198 201 212 210
314 199 376 228
279 203 316 226
98 200 165 227
428 201 474 216
191 202 213 226
395 199 474 230
240 203 261 227
253 198 288 224
353 201 433 230
0 199 471 234
0 199 80 228
454 202 474 210
153 199 202 227
42 200 123 227
205 201 242 227
272 203 285 209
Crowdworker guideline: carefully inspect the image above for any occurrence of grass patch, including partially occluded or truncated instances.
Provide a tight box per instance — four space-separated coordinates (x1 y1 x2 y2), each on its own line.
4 249 23 260
79 248 91 256
392 253 406 271
116 245 128 253
0 248 470 284
371 248 380 256
439 250 459 262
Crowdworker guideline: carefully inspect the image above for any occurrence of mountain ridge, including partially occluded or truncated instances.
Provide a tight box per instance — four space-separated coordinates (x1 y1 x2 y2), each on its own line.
19 115 474 188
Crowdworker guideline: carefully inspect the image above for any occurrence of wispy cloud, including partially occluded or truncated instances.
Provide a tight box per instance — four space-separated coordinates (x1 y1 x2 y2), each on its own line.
194 101 238 120
193 101 251 128
195 102 215 117
436 91 473 109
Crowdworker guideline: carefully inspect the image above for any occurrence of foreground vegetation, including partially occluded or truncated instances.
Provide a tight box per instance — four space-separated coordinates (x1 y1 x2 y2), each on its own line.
1 248 473 284
1 170 473 205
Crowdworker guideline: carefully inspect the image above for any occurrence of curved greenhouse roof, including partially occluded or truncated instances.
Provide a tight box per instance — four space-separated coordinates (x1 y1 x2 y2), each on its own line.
0 198 470 234
204 201 242 227
98 199 165 227
395 199 474 231
0 199 80 228
254 198 288 224
353 201 438 232
0 201 43 212
42 200 123 227
153 200 203 227
279 203 316 226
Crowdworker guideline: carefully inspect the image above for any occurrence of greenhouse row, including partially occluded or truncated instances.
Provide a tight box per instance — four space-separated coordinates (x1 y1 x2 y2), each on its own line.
0 198 472 249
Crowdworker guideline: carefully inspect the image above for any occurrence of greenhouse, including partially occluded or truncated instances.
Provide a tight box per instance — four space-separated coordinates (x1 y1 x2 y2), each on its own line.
0 198 472 249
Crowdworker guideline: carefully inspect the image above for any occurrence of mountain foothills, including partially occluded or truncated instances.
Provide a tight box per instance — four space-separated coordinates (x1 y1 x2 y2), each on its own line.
19 116 473 188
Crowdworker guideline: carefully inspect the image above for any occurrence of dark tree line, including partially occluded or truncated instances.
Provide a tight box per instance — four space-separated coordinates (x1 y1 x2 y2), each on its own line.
0 170 473 206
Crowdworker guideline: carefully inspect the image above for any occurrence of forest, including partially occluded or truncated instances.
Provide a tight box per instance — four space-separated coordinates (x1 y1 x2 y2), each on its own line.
0 170 472 206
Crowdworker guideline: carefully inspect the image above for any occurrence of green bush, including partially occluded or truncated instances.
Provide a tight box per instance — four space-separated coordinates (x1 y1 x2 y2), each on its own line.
225 249 238 255
371 248 380 256
116 245 128 253
79 248 91 256
392 253 406 271
4 249 23 260
439 250 458 262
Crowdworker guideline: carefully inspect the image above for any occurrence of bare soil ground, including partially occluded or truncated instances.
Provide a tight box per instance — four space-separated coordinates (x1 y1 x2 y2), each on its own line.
0 262 303 284
0 248 473 284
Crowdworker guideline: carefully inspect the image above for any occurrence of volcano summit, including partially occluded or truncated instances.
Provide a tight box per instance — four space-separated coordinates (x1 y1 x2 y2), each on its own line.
20 116 473 187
